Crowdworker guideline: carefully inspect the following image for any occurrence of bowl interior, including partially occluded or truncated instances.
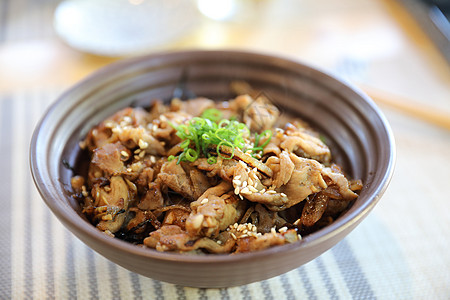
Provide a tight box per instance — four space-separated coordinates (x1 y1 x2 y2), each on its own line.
30 50 395 287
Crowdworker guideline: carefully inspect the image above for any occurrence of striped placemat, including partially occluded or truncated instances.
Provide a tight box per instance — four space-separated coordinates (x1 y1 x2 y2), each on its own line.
1 88 449 299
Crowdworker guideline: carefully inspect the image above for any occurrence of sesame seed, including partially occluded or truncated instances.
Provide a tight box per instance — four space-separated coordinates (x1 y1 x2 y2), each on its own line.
123 116 132 123
239 161 247 168
259 188 266 194
234 175 241 180
134 149 141 154
271 227 276 234
248 178 254 186
231 233 237 240
150 156 156 163
127 168 132 172
243 229 248 234
217 240 222 245
138 139 148 149
246 223 252 230
240 234 248 238
293 219 301 226
240 187 251 194
297 234 302 240
152 124 158 131
134 155 140 160
200 198 209 204
112 127 121 134
191 214 204 229
253 167 258 173
242 181 248 188
267 190 277 194
232 179 242 186
160 115 168 122
139 150 146 158
239 194 243 200
281 192 287 197
233 223 238 229
120 150 129 157
234 186 240 195
105 121 115 128
248 186 258 193
279 226 288 233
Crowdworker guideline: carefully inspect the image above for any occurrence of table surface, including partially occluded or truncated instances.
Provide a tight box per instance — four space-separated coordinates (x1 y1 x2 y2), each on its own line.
1 0 449 299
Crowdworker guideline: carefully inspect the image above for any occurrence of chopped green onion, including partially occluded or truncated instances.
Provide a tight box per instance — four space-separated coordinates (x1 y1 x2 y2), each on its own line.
169 113 271 164
207 156 217 164
201 108 223 122
184 148 198 162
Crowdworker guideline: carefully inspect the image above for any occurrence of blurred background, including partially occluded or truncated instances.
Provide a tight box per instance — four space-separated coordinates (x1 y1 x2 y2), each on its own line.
1 0 449 101
0 0 449 299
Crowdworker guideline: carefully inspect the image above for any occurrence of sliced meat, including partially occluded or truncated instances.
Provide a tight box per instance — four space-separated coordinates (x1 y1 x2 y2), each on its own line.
218 146 273 177
182 163 212 199
301 192 329 227
148 100 168 122
321 167 358 200
193 157 238 181
125 207 160 233
234 229 300 253
280 123 331 164
253 204 287 233
170 97 215 116
276 154 327 210
163 207 190 230
186 191 245 238
265 151 295 189
230 94 279 133
138 180 164 211
158 160 211 201
244 192 289 210
158 160 195 200
116 127 165 156
144 225 236 253
151 111 190 146
91 176 135 233
143 225 195 252
91 142 128 177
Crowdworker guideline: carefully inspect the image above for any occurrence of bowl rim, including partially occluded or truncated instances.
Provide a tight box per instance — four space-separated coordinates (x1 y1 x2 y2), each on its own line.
30 49 396 264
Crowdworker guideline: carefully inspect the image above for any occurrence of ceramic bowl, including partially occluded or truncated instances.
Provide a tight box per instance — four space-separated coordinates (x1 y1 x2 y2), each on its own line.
30 50 395 287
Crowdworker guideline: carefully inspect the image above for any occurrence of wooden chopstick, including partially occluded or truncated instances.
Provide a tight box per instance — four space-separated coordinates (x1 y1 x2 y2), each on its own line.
361 85 450 131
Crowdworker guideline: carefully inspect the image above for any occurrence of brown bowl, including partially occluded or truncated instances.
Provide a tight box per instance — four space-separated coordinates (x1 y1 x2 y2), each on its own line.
30 50 395 287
